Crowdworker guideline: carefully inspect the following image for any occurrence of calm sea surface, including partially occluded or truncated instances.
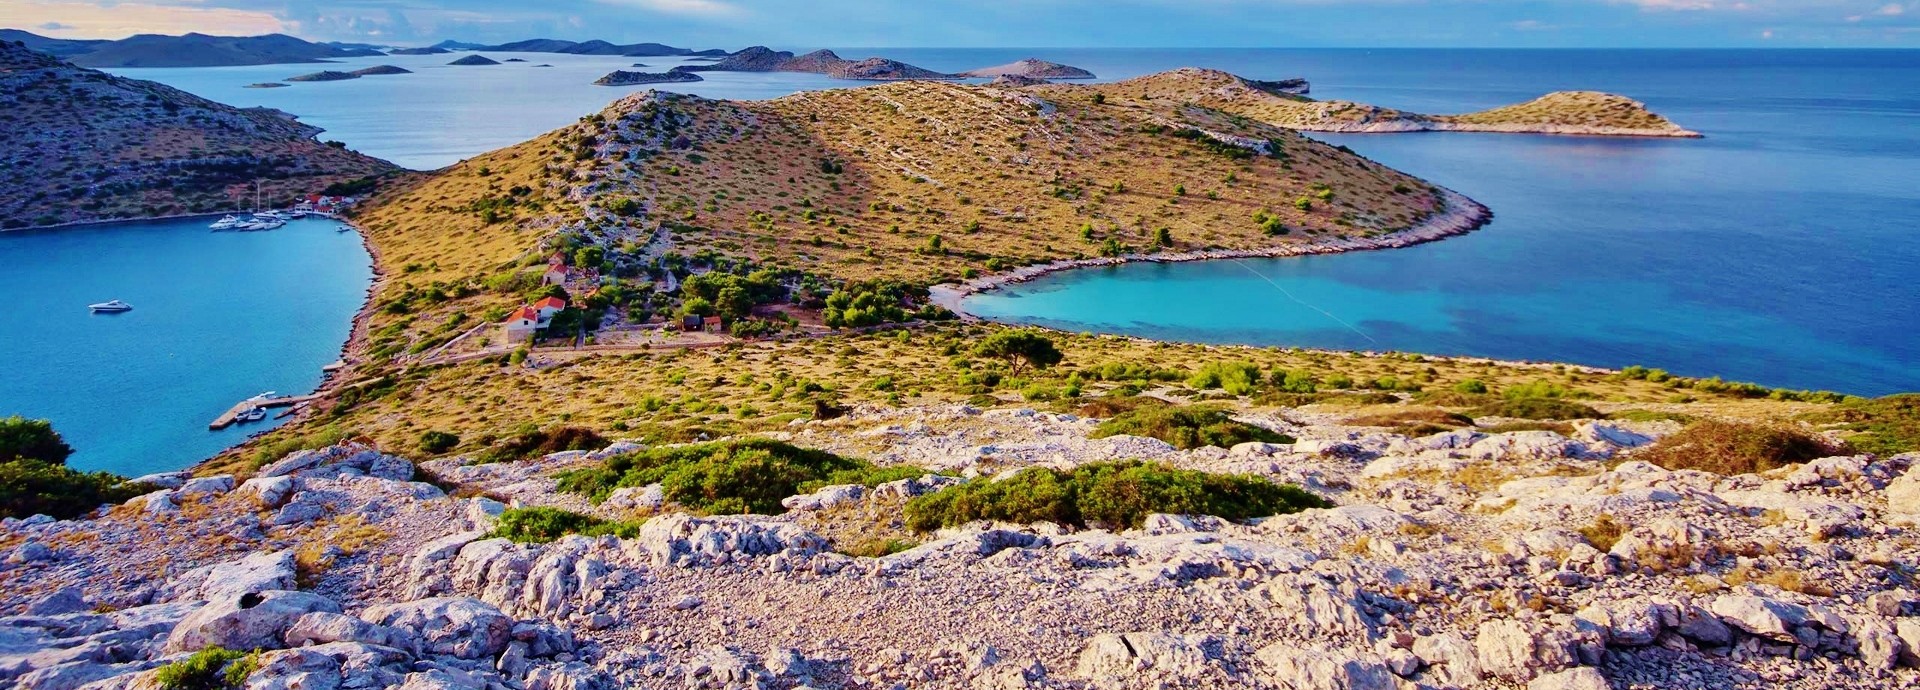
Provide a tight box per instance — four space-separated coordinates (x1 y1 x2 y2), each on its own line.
7 48 1910 473
0 219 370 475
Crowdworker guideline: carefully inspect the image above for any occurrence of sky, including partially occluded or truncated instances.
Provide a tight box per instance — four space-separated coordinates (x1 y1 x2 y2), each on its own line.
3 0 1917 48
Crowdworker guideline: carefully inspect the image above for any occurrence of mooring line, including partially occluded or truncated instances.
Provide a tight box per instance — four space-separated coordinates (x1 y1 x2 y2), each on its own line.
1228 258 1379 345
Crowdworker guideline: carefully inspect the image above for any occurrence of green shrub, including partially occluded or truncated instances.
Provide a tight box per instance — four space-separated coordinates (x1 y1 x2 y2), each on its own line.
489 506 643 543
972 330 1063 376
904 461 1329 531
1502 379 1575 399
154 646 257 690
418 430 460 454
1073 394 1170 419
1470 398 1603 421
476 426 608 464
556 439 928 515
1186 361 1262 396
1636 421 1844 475
1806 394 1920 455
0 416 73 464
1090 405 1291 450
1452 379 1489 395
0 459 147 520
249 424 348 470
1609 409 1696 424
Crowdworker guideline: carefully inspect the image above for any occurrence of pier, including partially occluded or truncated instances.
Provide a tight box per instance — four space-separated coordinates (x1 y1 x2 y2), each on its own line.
209 394 321 430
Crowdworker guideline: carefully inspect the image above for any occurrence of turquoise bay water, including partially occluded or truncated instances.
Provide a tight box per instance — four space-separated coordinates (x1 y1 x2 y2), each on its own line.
0 219 371 475
19 48 1914 475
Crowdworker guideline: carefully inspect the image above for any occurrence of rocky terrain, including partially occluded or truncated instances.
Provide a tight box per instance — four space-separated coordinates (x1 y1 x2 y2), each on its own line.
0 41 396 230
5 401 1917 689
1095 69 1699 138
962 59 1096 80
681 47 958 81
593 70 704 87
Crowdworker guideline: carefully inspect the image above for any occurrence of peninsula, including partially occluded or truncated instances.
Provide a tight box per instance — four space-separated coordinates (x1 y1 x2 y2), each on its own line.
0 41 397 230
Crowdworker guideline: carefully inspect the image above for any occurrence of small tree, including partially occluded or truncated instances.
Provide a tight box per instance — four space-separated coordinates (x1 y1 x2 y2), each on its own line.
0 416 72 464
973 330 1063 377
573 246 605 269
1153 227 1173 247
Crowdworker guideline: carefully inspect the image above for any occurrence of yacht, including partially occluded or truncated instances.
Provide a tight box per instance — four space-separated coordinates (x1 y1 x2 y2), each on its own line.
88 300 133 313
247 391 279 402
236 406 268 423
253 211 290 222
209 215 244 231
336 224 355 233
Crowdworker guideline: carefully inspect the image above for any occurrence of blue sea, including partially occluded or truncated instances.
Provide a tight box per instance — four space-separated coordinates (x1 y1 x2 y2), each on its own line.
4 48 1912 474
0 219 370 475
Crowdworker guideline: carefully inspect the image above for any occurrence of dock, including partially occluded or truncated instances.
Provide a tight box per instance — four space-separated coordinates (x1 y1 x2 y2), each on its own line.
209 394 321 430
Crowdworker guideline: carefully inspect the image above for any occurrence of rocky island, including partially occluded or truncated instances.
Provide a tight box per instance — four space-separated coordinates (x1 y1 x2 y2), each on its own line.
592 69 703 86
0 41 396 230
352 65 413 76
681 46 959 81
2 50 1911 690
285 70 359 82
962 58 1096 80
1109 68 1700 138
448 54 501 66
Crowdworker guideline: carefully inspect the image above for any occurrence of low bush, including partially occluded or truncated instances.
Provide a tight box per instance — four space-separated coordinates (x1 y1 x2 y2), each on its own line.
1345 408 1474 435
0 459 148 520
1609 409 1696 424
1073 394 1170 419
418 430 460 454
476 426 608 464
154 646 257 690
1090 405 1291 450
1806 393 1919 455
904 461 1330 531
1635 421 1845 475
556 439 928 515
1186 361 1263 396
1470 398 1603 421
489 506 643 543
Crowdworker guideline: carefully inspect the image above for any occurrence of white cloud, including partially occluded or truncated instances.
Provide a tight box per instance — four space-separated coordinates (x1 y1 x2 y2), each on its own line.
593 0 746 18
0 1 289 38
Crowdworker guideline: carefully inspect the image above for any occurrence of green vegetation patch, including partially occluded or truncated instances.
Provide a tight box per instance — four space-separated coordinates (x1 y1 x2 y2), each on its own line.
489 506 643 543
1 417 145 520
555 438 928 515
154 646 258 690
1636 421 1845 475
904 460 1329 531
477 425 609 464
1470 398 1604 421
1806 393 1920 456
1090 405 1291 450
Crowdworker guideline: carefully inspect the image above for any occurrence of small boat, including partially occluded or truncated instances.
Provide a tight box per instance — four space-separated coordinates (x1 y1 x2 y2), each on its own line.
247 391 279 402
236 406 268 423
253 211 290 221
336 225 355 233
209 215 244 230
89 300 133 313
288 210 307 219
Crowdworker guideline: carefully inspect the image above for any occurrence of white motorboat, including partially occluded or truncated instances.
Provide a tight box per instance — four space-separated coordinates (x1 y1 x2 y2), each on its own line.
254 211 290 221
247 391 279 402
236 406 268 423
89 300 133 313
209 215 244 230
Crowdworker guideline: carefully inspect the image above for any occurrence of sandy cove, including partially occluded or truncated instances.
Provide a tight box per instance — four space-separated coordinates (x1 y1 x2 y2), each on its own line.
930 186 1493 318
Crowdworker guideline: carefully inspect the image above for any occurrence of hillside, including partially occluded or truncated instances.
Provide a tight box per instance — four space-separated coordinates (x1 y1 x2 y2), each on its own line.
962 58 1096 79
27 31 387 68
0 41 398 229
350 73 1462 355
1103 69 1700 138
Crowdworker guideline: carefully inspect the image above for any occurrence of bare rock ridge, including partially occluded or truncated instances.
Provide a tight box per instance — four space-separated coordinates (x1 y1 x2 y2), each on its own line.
961 58 1097 79
2 409 1916 689
0 40 396 230
1104 68 1700 138
592 69 704 86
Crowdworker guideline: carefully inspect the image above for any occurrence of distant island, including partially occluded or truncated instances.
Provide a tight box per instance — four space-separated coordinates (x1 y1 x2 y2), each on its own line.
352 65 412 76
960 58 1096 80
432 38 725 57
0 40 395 229
1 30 381 68
1109 68 1700 138
386 47 449 55
284 70 359 83
448 55 501 66
243 82 289 89
593 69 704 86
681 47 959 81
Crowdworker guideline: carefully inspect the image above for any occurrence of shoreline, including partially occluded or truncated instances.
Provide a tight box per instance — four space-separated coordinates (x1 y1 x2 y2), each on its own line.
0 211 233 234
929 186 1494 318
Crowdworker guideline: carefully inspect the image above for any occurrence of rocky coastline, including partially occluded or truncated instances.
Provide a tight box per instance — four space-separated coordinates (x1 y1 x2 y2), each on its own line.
591 69 703 87
931 187 1494 318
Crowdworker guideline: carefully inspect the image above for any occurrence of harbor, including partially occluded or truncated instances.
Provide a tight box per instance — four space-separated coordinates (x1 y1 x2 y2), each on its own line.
207 393 322 430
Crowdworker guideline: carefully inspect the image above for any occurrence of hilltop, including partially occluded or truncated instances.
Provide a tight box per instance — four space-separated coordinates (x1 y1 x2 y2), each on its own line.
961 58 1096 80
0 41 398 229
1 30 384 68
1101 69 1700 138
347 73 1462 357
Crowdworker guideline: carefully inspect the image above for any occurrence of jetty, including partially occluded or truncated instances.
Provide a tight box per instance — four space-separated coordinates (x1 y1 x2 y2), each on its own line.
209 394 321 430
